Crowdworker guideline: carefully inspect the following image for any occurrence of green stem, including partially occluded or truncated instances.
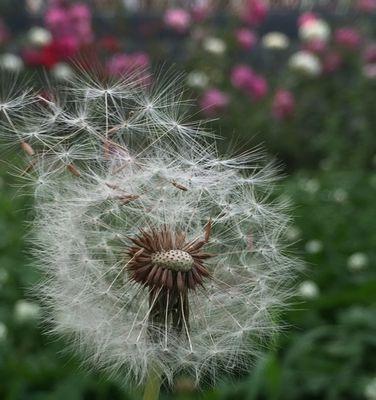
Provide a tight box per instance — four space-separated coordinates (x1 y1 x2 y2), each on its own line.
143 367 162 400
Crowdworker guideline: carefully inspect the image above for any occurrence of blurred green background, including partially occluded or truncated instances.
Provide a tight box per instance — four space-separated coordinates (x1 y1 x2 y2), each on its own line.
0 0 375 399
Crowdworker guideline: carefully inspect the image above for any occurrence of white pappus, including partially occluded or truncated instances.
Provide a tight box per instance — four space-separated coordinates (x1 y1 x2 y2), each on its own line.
0 67 300 387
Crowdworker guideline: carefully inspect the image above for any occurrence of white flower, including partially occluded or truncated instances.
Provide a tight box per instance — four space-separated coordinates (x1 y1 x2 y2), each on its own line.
187 71 209 88
285 225 301 241
27 26 52 47
51 63 74 81
261 32 289 49
301 178 320 194
305 240 323 254
298 280 319 299
363 64 376 80
365 377 376 400
203 37 226 55
288 51 322 77
332 188 348 203
347 252 368 271
0 322 7 342
14 300 41 323
299 19 331 42
0 53 24 72
0 68 299 386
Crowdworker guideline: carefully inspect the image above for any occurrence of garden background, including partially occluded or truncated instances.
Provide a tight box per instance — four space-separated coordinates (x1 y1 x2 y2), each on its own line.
0 0 375 399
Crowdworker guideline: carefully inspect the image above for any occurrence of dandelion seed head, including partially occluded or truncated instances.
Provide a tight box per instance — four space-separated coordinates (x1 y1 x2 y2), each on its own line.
0 67 300 386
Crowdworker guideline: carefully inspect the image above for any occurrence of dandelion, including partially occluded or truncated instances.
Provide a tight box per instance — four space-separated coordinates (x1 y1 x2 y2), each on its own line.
14 300 41 323
305 240 323 254
186 71 209 89
347 252 368 271
51 62 74 81
365 377 376 400
288 51 322 77
261 32 289 49
0 54 24 72
298 280 319 299
0 68 299 397
202 37 226 55
27 26 53 47
299 17 331 43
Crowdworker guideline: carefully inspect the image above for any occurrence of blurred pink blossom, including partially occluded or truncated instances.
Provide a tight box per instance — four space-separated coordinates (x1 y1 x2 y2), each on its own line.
45 2 93 47
231 64 255 90
0 18 9 45
191 4 211 22
246 74 268 101
235 28 257 50
272 89 295 120
364 43 376 63
106 52 150 80
45 7 70 35
242 0 268 26
164 8 191 33
303 39 327 54
322 51 342 74
199 88 229 116
334 28 361 50
357 0 376 12
298 12 318 27
231 65 267 101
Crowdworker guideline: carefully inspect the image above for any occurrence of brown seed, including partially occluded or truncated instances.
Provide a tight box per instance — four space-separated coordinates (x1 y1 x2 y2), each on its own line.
153 266 163 286
118 194 140 205
204 219 212 243
20 141 35 156
172 181 188 191
187 271 195 289
67 163 81 177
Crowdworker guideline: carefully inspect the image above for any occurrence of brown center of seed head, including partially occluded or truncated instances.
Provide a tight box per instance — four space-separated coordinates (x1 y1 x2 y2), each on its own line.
126 224 212 337
127 225 212 292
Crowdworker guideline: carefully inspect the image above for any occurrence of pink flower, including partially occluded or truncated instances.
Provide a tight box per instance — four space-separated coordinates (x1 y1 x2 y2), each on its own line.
322 51 342 74
235 28 257 50
357 0 376 12
231 65 268 101
199 88 229 116
191 5 211 22
231 64 255 90
107 52 151 82
69 3 91 22
272 89 295 120
303 39 327 54
45 7 70 36
242 0 268 26
44 2 93 47
298 12 317 27
364 43 376 63
246 74 268 101
164 8 191 33
334 28 361 50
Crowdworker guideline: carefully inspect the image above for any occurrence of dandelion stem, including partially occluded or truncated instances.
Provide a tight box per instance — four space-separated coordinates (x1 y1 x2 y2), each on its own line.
143 367 162 400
